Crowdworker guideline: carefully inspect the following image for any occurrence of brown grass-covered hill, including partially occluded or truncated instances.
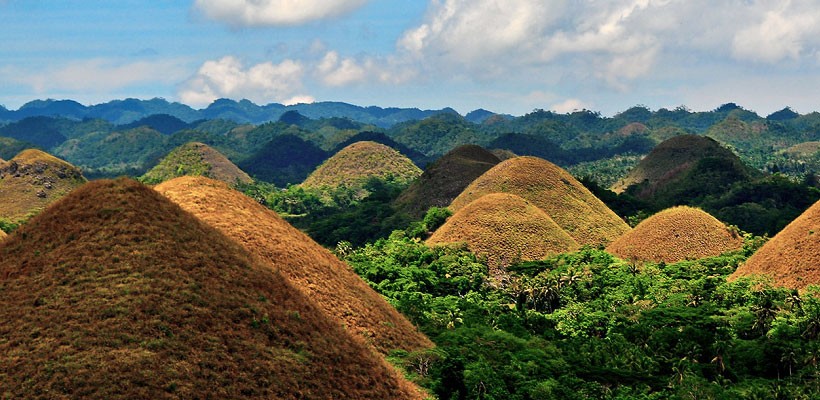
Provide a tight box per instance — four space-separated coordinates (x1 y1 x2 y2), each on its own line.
450 156 630 246
140 142 252 186
610 134 758 199
490 149 518 160
781 141 820 157
0 229 6 240
394 144 501 218
155 176 433 356
428 193 579 272
0 178 424 399
730 200 820 290
301 141 422 197
0 149 86 223
606 206 743 263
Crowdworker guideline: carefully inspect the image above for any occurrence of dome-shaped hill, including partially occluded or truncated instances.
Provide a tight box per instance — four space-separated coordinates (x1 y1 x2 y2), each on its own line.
606 206 743 263
155 176 433 355
0 178 423 399
394 144 501 218
428 193 579 272
140 142 252 186
610 135 758 201
302 141 422 196
450 156 630 246
490 149 518 160
237 134 329 186
0 148 86 223
730 200 820 290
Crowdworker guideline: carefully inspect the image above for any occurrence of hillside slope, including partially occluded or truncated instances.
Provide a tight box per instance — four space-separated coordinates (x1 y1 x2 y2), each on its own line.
428 193 579 272
0 178 424 399
155 176 433 355
394 144 501 218
0 149 86 222
606 206 743 263
140 142 252 185
730 200 820 290
450 156 630 246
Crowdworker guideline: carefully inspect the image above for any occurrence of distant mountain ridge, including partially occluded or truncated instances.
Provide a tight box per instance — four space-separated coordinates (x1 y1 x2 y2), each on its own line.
0 98 493 127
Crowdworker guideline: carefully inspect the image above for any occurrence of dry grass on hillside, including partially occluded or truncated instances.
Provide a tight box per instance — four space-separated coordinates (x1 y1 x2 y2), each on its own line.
450 156 630 246
606 206 743 263
0 178 424 399
781 141 820 157
429 193 579 273
0 148 86 223
155 176 433 356
730 200 820 290
490 149 518 161
301 141 421 195
141 142 251 186
395 144 501 218
0 229 6 240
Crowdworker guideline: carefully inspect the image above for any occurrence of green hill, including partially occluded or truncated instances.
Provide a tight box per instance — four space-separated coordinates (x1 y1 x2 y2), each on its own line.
237 134 329 186
140 142 252 186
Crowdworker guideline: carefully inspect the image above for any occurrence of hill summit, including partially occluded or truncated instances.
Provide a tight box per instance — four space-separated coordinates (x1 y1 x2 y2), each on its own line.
730 200 820 290
394 144 501 218
155 176 433 355
428 193 579 272
301 141 422 197
0 148 86 223
606 206 744 263
140 142 252 186
0 178 423 399
450 156 630 246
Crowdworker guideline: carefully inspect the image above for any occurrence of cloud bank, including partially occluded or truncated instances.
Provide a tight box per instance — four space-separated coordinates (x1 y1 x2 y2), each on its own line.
194 0 369 27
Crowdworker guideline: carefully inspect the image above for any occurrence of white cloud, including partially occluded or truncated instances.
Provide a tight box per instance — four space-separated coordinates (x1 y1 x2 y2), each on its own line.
193 0 369 27
316 51 367 86
551 98 590 114
1 58 188 94
178 56 313 107
731 4 820 63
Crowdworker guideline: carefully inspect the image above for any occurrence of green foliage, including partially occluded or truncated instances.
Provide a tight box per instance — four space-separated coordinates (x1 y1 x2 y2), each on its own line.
0 218 19 234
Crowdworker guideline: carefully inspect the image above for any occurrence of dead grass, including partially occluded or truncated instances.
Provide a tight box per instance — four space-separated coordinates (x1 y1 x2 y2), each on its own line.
429 193 579 275
450 156 630 246
395 144 500 218
0 149 86 223
155 176 433 356
0 178 425 399
140 142 252 186
606 206 743 263
301 141 422 194
730 200 820 291
781 141 820 157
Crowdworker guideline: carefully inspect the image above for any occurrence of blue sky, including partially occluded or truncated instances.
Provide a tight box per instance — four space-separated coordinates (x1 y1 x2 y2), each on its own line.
2 0 820 116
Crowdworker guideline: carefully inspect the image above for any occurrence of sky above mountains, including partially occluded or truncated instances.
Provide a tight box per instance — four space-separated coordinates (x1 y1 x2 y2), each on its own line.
2 0 820 116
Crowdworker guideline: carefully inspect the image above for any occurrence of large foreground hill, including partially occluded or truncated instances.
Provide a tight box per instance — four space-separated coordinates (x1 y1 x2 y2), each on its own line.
0 178 423 399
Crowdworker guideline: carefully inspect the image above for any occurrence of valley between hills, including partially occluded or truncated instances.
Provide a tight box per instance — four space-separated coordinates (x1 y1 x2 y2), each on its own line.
2 99 820 399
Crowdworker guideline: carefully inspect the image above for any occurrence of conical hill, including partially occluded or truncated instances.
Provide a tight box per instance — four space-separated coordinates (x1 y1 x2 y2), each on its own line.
394 144 501 218
730 200 820 290
0 178 423 399
301 141 422 197
155 176 433 355
0 148 86 223
606 206 743 263
428 193 580 272
450 156 630 246
610 135 758 201
140 142 252 186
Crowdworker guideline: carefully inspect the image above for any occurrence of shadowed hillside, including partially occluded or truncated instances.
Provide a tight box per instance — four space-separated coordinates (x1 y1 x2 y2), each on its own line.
606 206 743 263
155 176 433 355
450 156 630 246
428 193 579 273
611 135 759 203
237 134 329 186
302 141 422 197
0 149 86 223
394 144 501 218
730 200 820 290
140 142 252 186
0 178 424 399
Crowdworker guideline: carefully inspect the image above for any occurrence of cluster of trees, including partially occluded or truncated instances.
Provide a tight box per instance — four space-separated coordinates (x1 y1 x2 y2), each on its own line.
343 231 820 399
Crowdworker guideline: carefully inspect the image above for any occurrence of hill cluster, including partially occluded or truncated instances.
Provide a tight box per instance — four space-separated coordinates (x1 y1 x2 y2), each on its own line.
449 156 631 247
428 193 579 272
155 176 433 355
0 149 86 223
0 178 424 398
730 200 820 290
140 142 252 186
606 206 743 263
